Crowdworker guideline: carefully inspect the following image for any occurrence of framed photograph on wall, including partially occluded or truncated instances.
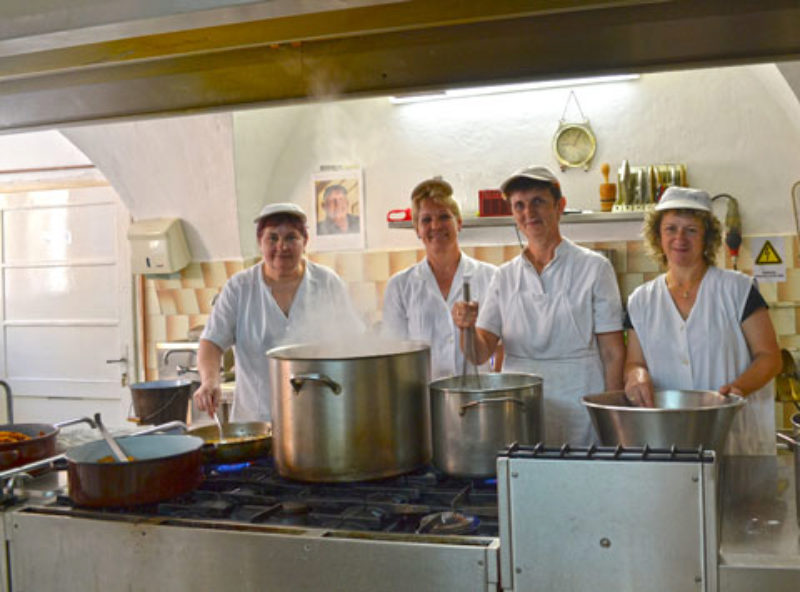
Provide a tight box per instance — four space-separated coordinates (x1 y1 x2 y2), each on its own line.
310 168 365 251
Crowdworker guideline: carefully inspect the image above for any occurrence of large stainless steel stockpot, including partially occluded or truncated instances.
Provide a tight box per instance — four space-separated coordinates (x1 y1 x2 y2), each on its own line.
429 373 544 478
267 340 431 482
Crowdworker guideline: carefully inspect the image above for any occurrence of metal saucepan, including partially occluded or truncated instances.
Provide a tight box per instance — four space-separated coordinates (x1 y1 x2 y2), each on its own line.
187 421 272 464
429 373 544 477
66 434 204 507
582 389 745 452
268 339 431 482
0 417 95 470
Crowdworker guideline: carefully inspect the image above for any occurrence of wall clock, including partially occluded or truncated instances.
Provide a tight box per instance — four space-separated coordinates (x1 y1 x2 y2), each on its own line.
552 122 596 171
552 91 596 171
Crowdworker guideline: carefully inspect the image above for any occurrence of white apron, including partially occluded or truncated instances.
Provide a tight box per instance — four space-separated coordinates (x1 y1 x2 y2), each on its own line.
627 267 775 455
502 271 605 446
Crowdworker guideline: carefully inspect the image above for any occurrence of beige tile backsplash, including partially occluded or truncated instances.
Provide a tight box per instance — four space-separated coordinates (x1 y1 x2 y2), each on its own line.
143 234 800 383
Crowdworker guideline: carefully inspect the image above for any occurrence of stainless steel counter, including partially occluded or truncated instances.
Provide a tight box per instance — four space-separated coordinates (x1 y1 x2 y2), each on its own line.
718 453 800 592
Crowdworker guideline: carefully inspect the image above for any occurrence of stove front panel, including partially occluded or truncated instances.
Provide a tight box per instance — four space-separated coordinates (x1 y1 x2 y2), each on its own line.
498 450 718 592
8 510 500 592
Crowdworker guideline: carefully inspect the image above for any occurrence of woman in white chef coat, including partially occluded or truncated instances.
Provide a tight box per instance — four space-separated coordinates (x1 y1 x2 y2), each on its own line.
624 186 781 455
452 166 626 445
382 177 499 380
194 202 363 422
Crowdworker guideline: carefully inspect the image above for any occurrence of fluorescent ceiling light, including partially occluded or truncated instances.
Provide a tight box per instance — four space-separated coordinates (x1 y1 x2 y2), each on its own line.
390 74 640 104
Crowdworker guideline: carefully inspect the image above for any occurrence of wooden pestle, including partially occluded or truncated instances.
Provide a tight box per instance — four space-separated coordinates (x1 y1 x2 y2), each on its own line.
600 163 616 198
599 163 616 211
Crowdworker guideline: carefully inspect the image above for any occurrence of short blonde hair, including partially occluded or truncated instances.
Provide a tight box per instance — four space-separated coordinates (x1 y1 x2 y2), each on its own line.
643 208 722 267
410 178 461 226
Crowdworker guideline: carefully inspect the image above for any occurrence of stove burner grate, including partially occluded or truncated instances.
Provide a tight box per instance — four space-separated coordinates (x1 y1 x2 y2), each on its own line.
417 511 480 536
49 460 499 536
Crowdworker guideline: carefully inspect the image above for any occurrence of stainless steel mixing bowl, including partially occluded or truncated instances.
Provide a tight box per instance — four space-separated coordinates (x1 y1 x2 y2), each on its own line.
582 389 745 452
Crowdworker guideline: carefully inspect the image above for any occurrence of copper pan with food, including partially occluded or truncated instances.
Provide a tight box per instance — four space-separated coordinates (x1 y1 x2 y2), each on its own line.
0 417 95 470
65 434 204 507
187 421 272 464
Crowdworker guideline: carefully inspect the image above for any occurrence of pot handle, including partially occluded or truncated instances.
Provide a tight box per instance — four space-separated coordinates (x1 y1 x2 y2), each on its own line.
131 421 189 436
0 453 66 484
53 416 97 430
290 373 342 395
459 397 525 416
776 431 799 449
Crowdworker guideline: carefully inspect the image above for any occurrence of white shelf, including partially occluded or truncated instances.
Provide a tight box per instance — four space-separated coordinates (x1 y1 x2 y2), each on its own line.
387 211 644 229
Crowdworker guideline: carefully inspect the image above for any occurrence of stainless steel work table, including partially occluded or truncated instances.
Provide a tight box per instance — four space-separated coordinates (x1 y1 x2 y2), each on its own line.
718 453 800 591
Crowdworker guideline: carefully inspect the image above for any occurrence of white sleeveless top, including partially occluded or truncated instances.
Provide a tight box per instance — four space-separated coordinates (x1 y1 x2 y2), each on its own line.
627 266 775 455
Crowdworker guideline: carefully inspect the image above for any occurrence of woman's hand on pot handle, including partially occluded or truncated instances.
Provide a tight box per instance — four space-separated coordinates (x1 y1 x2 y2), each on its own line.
452 300 479 329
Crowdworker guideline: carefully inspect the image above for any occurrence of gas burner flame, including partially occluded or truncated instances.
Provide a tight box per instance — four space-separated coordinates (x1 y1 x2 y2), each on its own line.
416 511 479 536
210 461 252 474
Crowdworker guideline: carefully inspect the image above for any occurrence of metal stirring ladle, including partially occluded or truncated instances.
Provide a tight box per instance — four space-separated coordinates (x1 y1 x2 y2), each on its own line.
211 409 225 443
460 281 483 389
93 412 130 463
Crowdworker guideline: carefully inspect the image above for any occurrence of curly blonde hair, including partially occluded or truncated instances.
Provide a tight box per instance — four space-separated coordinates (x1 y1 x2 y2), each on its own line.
410 179 461 226
642 208 722 267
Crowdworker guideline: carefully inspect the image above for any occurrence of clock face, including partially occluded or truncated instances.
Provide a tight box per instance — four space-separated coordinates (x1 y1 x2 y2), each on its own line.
553 124 596 168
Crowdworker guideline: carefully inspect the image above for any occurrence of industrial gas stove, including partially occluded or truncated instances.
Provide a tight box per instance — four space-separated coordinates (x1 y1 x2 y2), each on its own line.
0 458 501 592
1 443 797 592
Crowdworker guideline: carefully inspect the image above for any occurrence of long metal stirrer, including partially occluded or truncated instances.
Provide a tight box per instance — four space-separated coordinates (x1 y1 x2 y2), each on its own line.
460 282 470 387
470 325 482 389
460 281 483 389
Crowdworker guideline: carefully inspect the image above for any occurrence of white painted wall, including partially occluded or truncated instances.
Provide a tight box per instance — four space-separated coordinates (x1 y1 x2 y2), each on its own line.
0 130 90 169
63 113 242 260
235 63 800 256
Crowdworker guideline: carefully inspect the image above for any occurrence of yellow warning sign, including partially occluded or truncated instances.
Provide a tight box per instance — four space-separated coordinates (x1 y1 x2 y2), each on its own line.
755 240 782 265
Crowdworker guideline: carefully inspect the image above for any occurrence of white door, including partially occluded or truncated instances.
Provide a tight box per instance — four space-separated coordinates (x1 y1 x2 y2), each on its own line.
0 184 134 426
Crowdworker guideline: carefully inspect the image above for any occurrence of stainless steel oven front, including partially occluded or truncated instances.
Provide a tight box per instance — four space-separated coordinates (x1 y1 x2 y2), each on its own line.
497 445 720 592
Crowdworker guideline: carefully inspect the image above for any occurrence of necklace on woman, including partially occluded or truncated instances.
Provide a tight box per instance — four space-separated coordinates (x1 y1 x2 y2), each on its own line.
667 268 706 299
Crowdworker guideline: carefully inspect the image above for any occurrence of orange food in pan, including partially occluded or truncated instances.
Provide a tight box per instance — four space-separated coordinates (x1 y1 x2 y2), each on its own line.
0 431 31 443
97 455 136 463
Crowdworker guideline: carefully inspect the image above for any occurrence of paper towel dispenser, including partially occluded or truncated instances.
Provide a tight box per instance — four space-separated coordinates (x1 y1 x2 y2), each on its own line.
128 218 191 274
